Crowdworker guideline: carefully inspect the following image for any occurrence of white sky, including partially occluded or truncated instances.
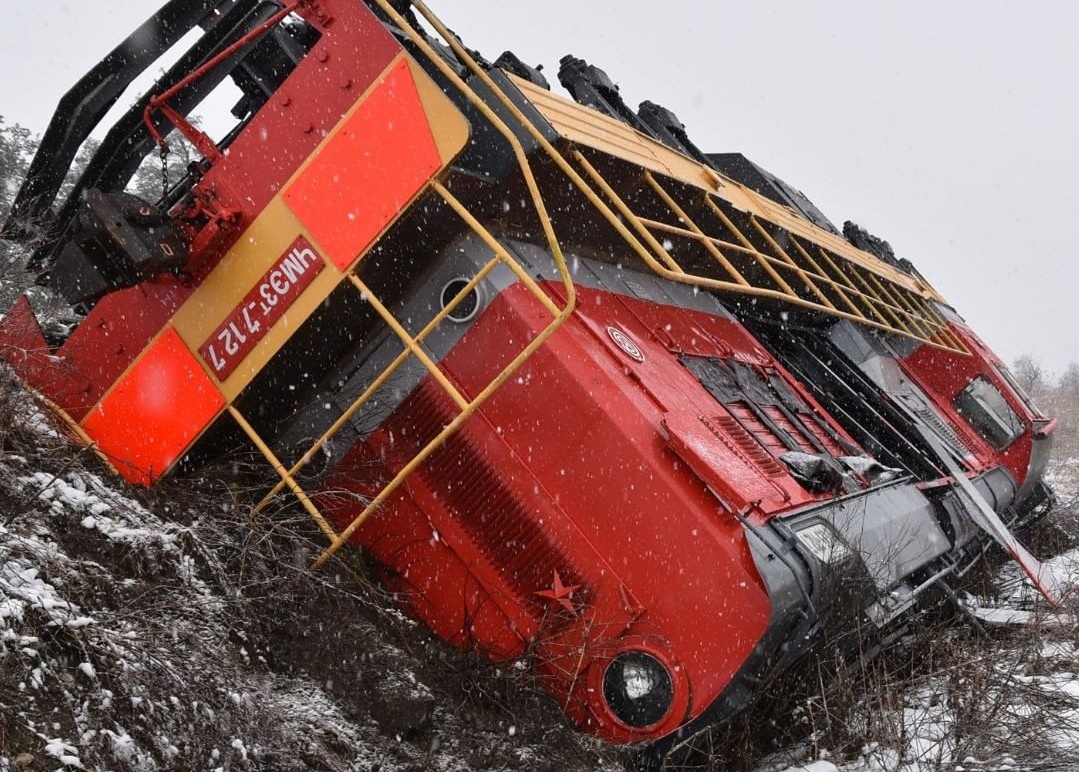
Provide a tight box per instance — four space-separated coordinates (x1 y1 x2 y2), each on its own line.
2 1 1076 376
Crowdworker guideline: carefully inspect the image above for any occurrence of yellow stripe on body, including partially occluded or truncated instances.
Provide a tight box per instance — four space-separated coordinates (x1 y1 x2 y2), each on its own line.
169 198 341 401
170 52 470 402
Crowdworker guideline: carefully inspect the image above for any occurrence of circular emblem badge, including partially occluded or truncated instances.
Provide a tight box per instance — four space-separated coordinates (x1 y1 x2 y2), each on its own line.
607 326 645 363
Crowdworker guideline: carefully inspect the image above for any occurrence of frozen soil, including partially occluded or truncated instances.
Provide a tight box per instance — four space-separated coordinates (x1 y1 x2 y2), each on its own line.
3 362 1079 772
753 464 1079 772
0 370 625 772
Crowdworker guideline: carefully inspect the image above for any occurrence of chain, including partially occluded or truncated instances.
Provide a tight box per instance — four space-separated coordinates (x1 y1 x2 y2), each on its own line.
159 144 171 200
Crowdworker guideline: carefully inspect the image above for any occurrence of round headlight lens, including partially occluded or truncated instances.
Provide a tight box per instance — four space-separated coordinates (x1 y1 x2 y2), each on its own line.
601 651 674 728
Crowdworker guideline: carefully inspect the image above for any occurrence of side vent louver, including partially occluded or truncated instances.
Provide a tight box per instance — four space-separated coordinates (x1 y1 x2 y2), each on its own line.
401 381 586 619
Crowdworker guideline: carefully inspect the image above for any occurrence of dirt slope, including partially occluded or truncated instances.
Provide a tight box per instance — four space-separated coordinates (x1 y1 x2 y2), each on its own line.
0 371 626 771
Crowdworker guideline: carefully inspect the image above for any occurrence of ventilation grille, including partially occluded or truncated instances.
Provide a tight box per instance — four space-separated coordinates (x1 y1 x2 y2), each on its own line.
762 404 847 457
709 412 788 478
898 393 973 461
399 380 586 617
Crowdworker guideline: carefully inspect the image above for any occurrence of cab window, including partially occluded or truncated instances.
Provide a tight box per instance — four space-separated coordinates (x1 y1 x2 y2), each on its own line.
953 376 1024 450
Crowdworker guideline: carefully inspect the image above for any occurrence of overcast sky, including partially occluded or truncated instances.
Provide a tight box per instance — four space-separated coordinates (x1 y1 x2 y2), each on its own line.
1 2 1076 376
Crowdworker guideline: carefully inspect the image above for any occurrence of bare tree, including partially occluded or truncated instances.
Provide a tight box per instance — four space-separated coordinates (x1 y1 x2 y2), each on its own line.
1011 355 1047 398
0 115 35 217
0 116 38 306
1060 362 1079 401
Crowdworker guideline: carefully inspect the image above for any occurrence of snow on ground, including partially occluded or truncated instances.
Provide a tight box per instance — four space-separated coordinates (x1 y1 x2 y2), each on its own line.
4 372 1079 771
761 475 1079 772
762 624 1079 772
0 378 621 772
1045 458 1079 508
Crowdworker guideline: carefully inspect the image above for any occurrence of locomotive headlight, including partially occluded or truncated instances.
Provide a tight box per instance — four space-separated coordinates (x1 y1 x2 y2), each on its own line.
796 521 852 565
602 651 674 728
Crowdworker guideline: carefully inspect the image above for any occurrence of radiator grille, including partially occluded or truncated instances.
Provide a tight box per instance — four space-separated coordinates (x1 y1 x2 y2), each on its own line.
401 380 586 615
710 411 788 478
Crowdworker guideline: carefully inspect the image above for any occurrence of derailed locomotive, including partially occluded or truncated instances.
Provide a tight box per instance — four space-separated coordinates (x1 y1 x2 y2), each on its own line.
0 0 1058 752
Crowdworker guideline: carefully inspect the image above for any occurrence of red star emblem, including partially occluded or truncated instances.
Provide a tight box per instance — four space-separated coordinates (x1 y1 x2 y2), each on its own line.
535 569 581 615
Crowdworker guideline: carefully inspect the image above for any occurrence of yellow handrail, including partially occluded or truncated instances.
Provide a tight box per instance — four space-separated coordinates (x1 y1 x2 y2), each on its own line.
251 0 968 566
249 0 602 565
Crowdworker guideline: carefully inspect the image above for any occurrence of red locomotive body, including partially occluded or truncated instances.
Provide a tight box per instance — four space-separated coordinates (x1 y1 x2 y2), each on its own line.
322 272 870 740
0 0 1056 753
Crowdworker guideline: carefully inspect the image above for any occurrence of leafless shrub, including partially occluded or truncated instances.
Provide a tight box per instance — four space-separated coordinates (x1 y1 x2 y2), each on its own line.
0 369 624 771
